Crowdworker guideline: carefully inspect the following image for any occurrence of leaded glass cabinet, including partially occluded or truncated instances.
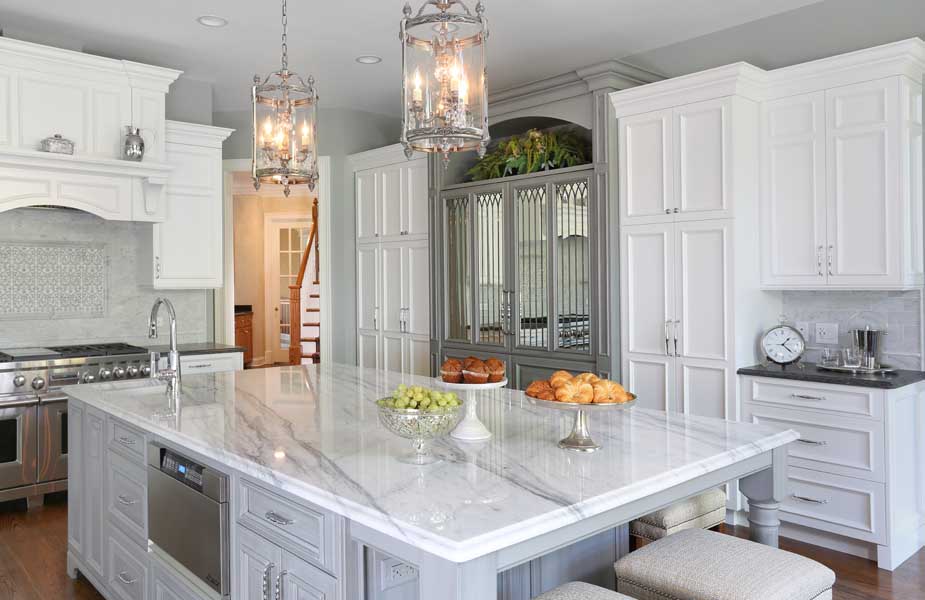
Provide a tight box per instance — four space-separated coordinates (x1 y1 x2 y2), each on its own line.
433 165 610 388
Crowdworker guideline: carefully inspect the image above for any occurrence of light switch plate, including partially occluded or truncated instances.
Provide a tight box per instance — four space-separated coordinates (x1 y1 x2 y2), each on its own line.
795 321 810 340
816 322 839 344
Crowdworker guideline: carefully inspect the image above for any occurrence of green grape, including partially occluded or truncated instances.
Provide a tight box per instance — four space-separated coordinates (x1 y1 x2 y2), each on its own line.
409 399 418 409
395 398 408 409
397 384 407 393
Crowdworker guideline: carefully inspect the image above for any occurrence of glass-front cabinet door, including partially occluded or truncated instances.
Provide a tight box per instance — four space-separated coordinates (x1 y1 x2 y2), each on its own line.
443 194 472 343
474 188 507 347
553 177 593 355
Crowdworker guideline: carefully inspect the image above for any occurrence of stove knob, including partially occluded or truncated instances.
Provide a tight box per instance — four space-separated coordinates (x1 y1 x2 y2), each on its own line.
113 367 126 379
126 366 139 378
12 375 25 388
31 376 46 390
82 373 96 384
140 365 152 377
98 368 112 381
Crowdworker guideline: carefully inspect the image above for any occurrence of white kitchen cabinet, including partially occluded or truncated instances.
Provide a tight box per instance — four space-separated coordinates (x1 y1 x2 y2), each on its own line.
353 146 431 378
620 220 733 418
760 92 828 287
152 121 232 289
150 552 213 600
760 77 923 289
619 98 732 226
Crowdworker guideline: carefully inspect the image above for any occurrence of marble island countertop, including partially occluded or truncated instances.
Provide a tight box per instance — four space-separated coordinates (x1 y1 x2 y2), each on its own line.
63 363 797 563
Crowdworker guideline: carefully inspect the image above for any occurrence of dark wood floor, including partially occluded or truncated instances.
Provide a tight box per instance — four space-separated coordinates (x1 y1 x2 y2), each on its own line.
1 494 922 599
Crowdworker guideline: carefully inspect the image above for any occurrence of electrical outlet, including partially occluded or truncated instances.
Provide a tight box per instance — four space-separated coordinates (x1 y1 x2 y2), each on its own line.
795 321 810 340
815 322 839 344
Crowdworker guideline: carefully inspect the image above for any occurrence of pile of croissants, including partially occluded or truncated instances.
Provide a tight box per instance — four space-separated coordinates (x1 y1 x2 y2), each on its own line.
525 370 634 404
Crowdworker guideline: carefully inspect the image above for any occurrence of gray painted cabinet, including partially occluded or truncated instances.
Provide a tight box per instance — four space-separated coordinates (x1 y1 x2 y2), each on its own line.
432 166 613 386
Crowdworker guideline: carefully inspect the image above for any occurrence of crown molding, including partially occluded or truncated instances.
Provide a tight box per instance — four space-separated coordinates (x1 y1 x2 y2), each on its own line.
348 143 424 172
165 120 234 148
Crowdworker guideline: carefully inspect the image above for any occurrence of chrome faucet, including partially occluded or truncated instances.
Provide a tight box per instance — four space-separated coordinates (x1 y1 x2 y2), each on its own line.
148 297 181 397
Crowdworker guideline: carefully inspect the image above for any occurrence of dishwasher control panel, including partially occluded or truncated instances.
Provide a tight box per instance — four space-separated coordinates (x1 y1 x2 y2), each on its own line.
159 449 205 492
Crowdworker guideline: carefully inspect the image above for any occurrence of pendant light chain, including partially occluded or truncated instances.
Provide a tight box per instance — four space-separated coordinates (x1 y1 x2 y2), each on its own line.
280 0 289 72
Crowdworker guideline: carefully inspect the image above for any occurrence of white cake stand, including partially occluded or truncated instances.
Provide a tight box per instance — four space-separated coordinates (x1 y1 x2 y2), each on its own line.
434 378 507 441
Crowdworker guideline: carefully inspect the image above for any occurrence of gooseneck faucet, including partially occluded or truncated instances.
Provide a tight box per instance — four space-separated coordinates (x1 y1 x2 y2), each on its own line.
148 297 181 396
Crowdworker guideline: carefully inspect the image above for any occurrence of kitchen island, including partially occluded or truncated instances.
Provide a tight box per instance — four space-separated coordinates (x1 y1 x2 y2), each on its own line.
64 363 797 600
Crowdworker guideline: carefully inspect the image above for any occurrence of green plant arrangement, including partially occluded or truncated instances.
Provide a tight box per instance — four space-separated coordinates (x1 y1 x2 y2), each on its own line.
466 128 589 181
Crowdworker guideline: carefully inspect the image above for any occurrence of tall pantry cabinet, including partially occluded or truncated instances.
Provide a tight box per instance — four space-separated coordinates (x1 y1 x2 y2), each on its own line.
613 65 779 420
352 145 431 377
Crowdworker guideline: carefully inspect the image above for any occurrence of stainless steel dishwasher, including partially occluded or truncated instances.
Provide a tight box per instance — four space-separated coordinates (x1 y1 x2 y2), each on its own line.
147 443 230 598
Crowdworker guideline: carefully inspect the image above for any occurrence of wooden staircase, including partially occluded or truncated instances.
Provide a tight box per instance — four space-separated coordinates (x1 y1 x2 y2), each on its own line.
288 198 321 365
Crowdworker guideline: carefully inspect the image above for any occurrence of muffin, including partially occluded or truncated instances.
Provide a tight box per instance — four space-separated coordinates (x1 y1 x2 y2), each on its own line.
462 362 490 384
485 358 506 383
440 358 463 383
463 356 483 370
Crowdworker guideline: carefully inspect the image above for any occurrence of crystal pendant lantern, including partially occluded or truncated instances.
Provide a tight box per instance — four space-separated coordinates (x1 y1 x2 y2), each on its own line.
400 0 490 163
252 0 319 197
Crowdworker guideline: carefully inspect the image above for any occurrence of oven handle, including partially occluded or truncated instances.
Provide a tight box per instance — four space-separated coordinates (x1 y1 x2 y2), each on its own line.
39 394 69 405
0 396 40 408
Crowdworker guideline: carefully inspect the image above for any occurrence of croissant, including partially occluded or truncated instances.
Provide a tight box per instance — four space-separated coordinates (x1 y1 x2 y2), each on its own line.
573 372 600 385
555 380 594 404
525 380 556 401
549 370 574 389
592 380 633 404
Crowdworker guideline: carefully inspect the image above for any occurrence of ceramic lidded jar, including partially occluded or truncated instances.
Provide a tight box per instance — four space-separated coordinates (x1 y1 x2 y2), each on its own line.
39 134 74 155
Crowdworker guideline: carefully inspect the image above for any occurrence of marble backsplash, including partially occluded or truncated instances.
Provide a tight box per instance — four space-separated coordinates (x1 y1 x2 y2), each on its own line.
0 208 209 348
781 290 923 369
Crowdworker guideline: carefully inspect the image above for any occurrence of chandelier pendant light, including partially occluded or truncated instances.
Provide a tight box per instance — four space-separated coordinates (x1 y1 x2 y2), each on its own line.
252 0 319 197
400 0 490 164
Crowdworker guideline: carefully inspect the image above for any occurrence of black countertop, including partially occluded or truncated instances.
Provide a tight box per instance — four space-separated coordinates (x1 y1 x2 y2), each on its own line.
737 362 925 389
145 342 246 356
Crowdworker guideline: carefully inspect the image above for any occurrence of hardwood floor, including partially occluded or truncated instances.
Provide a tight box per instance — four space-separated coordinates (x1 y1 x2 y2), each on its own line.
0 494 922 599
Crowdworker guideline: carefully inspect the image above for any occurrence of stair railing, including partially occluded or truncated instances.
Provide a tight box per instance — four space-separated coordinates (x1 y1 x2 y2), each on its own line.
288 198 320 365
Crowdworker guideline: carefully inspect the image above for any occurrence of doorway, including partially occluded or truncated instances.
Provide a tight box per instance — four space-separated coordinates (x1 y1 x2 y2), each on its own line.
265 214 312 364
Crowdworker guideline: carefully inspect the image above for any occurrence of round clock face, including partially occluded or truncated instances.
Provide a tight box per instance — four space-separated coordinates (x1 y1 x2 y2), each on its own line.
761 325 806 365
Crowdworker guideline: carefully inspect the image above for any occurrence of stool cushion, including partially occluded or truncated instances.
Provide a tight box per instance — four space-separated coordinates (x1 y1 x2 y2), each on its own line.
630 488 726 540
615 529 835 600
534 582 634 600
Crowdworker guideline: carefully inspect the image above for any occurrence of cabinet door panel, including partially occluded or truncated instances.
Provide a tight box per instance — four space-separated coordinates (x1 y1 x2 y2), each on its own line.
356 170 378 242
761 93 827 287
675 220 730 361
513 182 550 350
382 333 405 374
381 245 404 333
83 407 106 581
380 166 403 238
623 355 673 412
678 360 730 420
474 189 507 347
407 336 431 377
67 402 84 555
621 224 673 357
281 552 339 600
619 109 673 224
444 194 472 342
357 332 379 371
357 247 379 331
674 98 731 220
554 178 593 355
238 527 283 600
404 241 430 336
826 79 901 286
405 160 430 237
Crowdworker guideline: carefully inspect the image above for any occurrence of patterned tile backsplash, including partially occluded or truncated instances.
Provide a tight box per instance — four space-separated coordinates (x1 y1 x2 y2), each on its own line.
781 290 923 369
0 242 107 319
0 208 209 348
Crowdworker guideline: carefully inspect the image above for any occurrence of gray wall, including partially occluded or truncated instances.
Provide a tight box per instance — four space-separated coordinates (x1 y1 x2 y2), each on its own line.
622 0 925 77
0 208 209 348
214 107 400 365
166 77 214 125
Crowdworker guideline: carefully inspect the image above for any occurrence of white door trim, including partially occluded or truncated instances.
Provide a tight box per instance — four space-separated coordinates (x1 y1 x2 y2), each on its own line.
219 157 333 365
264 212 312 365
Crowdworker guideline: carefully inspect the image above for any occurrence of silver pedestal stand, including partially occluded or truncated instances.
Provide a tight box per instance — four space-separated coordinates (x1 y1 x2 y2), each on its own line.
527 394 637 452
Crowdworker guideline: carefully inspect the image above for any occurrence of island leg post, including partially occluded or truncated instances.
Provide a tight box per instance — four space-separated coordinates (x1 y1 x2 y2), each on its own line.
739 446 787 548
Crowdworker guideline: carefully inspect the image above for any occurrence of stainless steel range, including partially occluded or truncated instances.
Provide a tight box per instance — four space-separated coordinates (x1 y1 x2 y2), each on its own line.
0 342 151 507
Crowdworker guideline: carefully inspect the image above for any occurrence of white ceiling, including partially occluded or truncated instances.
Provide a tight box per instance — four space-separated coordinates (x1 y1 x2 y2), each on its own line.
0 0 825 116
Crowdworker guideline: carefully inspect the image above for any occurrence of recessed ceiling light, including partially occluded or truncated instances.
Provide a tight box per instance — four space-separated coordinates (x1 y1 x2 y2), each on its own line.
196 15 228 28
356 55 382 65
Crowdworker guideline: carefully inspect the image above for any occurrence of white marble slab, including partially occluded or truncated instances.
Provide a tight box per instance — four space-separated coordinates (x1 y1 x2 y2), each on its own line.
63 363 797 563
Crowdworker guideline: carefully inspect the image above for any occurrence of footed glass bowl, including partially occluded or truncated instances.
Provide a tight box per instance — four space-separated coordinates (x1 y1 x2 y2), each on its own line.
377 401 463 465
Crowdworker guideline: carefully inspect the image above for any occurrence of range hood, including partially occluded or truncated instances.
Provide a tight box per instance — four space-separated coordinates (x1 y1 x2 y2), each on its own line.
0 37 181 222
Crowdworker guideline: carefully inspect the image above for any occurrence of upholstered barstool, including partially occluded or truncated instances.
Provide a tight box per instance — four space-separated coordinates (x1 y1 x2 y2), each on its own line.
535 582 633 600
615 528 836 600
629 487 726 548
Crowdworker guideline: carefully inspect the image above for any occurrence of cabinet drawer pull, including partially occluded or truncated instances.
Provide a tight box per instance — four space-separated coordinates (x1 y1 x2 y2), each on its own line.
262 563 275 600
265 510 295 526
117 494 137 506
187 363 213 370
117 436 137 446
117 572 138 585
791 393 825 401
791 494 829 505
795 438 828 446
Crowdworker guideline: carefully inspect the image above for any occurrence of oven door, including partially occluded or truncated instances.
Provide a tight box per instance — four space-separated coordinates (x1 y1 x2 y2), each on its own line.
38 395 68 483
0 396 39 490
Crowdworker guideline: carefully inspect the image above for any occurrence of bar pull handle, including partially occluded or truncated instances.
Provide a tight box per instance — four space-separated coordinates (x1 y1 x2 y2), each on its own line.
373 306 378 330
673 320 680 357
791 393 825 401
117 572 138 586
665 320 671 356
816 245 824 276
827 245 834 276
117 436 137 446
795 438 828 446
275 570 289 600
117 494 137 506
265 510 295 526
262 563 275 600
791 494 829 505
